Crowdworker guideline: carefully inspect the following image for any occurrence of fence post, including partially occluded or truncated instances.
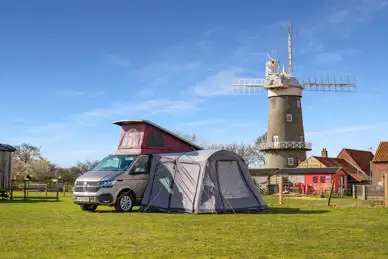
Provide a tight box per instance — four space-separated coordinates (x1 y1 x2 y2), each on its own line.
23 180 27 199
384 174 388 207
352 185 356 199
279 175 284 205
362 185 366 200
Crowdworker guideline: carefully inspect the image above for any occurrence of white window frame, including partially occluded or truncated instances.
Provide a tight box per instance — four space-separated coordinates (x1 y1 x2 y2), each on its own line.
286 114 293 122
300 136 304 141
288 158 294 166
297 100 301 108
273 135 279 148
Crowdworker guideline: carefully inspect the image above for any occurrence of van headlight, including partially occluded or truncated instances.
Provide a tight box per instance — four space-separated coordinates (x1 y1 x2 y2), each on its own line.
98 180 117 188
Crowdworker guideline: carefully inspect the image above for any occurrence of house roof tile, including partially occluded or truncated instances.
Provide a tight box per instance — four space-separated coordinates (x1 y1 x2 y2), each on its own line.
339 148 374 174
312 156 370 182
372 141 388 163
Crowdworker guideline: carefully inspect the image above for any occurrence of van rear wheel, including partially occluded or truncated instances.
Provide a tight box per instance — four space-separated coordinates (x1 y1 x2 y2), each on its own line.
80 204 98 212
115 191 135 212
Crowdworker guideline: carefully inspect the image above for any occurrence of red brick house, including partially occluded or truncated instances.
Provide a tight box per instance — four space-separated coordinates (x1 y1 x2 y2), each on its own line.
276 167 347 194
371 141 388 185
298 148 371 184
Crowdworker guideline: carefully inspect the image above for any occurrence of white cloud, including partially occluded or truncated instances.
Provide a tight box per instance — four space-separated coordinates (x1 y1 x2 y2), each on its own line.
316 52 343 65
108 54 131 68
203 27 223 36
324 0 388 36
306 124 378 138
327 10 350 24
182 119 224 127
55 90 105 98
192 68 245 98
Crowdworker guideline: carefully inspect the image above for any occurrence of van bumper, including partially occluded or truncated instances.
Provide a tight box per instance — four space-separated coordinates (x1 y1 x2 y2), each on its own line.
73 193 114 205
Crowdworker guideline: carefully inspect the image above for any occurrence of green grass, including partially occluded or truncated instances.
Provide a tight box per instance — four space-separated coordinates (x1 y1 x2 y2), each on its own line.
1 194 388 258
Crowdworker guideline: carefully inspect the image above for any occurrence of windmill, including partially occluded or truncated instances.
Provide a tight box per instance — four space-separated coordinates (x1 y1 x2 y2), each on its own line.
232 20 356 169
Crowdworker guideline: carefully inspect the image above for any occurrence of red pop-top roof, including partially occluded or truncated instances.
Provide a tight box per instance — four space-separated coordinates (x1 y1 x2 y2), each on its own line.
113 120 203 155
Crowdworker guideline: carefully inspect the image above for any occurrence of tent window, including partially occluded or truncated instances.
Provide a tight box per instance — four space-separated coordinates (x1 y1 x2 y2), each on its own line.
286 114 292 122
217 161 251 199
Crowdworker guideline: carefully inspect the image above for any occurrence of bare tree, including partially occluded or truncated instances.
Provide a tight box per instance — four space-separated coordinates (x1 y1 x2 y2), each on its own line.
29 159 56 181
13 143 43 164
173 130 198 143
55 167 79 184
12 143 44 179
70 160 100 176
252 133 267 167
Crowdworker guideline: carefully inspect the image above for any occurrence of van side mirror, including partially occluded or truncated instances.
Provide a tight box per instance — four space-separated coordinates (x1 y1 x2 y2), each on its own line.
134 167 146 174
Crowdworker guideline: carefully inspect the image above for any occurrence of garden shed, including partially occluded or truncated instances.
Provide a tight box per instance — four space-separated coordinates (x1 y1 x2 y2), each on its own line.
0 143 17 198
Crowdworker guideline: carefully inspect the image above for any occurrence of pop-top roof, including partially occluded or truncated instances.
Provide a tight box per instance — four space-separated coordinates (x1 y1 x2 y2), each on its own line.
113 120 203 151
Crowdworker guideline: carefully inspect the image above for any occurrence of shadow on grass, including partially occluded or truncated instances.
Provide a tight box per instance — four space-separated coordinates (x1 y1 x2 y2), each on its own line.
263 207 330 214
0 198 62 204
90 207 330 215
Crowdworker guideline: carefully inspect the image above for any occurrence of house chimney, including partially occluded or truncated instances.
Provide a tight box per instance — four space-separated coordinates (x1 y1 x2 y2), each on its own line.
321 148 328 157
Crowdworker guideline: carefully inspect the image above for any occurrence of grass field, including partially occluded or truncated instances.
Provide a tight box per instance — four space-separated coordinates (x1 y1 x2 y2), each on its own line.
1 193 388 258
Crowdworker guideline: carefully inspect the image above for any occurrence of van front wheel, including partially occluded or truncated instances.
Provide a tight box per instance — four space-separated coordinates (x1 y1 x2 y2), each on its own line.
115 192 135 212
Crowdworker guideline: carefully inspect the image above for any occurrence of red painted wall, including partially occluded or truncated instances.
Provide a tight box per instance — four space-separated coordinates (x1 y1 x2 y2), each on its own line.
115 122 195 155
371 163 388 185
304 169 347 194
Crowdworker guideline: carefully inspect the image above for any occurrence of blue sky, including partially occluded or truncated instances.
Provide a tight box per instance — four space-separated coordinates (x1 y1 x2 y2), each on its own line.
1 0 387 167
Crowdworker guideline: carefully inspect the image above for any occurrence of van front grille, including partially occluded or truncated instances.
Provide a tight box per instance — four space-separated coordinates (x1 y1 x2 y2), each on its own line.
74 181 101 193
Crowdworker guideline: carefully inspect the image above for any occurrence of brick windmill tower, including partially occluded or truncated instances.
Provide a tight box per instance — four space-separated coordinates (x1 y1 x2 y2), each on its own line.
232 21 355 169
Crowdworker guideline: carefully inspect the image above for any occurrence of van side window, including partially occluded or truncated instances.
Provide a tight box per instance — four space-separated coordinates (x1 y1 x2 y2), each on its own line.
129 156 150 174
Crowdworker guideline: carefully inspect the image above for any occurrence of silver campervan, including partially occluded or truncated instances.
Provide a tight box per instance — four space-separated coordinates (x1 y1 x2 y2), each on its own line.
72 153 151 212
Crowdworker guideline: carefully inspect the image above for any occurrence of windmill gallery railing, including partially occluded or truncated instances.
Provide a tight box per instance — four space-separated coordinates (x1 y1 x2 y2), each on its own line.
259 141 312 151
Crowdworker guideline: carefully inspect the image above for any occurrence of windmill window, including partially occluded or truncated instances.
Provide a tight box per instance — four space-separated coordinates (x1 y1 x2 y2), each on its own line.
300 136 304 141
287 158 294 166
297 100 301 108
286 114 293 122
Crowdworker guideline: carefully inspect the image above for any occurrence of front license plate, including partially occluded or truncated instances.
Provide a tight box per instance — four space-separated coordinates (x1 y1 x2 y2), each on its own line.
76 197 89 202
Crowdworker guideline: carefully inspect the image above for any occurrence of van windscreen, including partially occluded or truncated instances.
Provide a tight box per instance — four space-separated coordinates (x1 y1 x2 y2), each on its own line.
92 154 136 171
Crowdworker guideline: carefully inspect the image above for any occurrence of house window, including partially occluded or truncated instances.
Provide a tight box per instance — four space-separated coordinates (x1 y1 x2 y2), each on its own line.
313 176 318 183
288 158 294 166
273 136 279 142
297 100 301 108
286 114 292 122
320 176 326 183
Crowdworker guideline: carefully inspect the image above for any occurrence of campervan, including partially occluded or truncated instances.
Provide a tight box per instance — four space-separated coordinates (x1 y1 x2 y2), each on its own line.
72 120 202 212
73 153 152 212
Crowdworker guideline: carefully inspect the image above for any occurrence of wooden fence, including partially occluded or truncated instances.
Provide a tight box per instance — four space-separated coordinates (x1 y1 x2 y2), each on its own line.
353 174 388 206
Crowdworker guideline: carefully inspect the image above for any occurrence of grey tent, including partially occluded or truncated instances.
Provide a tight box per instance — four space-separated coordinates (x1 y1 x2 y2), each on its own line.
140 149 268 213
